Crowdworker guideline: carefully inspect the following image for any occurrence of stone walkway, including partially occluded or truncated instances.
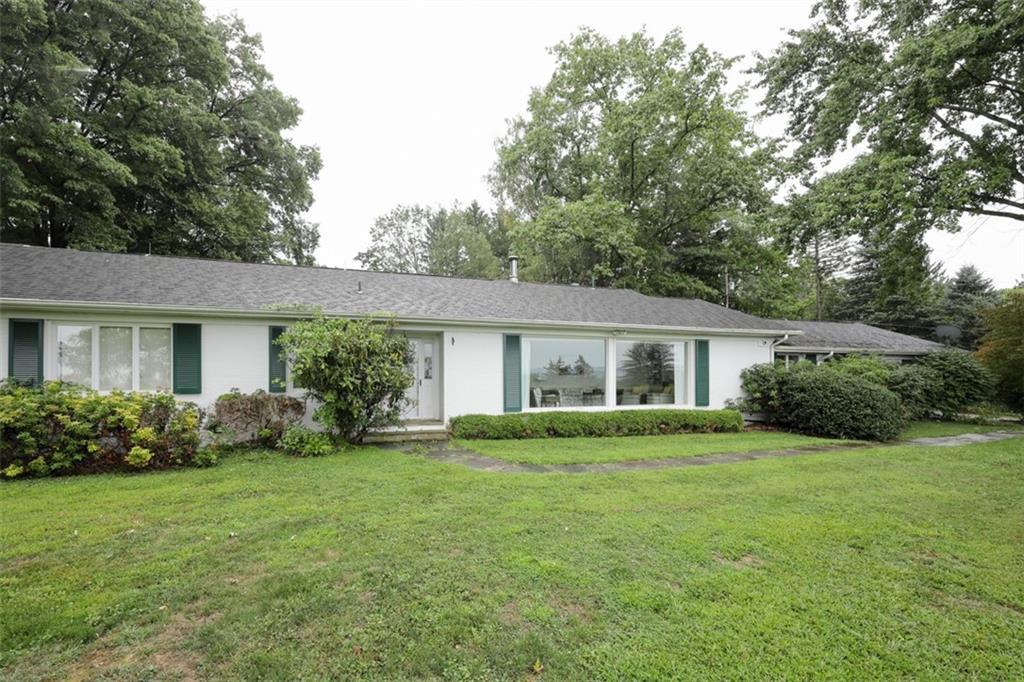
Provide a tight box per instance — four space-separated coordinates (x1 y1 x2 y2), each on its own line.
389 430 1023 474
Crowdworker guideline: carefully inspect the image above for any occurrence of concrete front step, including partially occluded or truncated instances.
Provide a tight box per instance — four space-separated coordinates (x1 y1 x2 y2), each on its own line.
364 429 449 444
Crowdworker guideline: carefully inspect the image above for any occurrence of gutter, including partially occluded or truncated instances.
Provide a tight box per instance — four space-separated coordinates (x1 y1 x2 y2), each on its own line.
0 297 807 339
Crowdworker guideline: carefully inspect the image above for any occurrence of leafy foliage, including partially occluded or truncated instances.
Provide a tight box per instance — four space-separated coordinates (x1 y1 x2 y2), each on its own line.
278 424 334 457
492 28 779 300
918 349 996 416
757 0 1024 226
448 409 743 440
356 201 507 279
0 381 207 478
0 0 320 263
208 389 305 448
977 289 1024 410
779 370 904 441
277 315 413 443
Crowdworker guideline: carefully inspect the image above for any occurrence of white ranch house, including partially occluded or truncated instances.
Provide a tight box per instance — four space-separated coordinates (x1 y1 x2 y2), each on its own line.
0 245 938 429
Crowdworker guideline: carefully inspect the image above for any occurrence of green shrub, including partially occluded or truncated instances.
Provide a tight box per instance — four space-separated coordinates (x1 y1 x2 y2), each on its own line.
918 349 996 416
278 314 413 443
449 409 744 440
780 370 904 441
828 354 894 385
278 424 334 457
737 360 816 419
0 381 206 478
886 364 942 420
207 389 305 448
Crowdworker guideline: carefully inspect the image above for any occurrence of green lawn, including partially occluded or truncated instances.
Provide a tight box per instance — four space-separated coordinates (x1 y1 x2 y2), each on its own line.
901 420 1024 439
3 437 1023 680
458 431 851 465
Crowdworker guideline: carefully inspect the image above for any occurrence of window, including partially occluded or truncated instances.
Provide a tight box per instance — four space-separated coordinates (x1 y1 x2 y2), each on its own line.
54 323 171 391
139 328 172 391
615 341 677 405
99 327 132 390
57 325 92 385
525 338 606 408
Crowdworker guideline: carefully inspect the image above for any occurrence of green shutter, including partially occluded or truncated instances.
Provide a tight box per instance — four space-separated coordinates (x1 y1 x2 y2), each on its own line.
8 319 43 386
172 323 202 394
269 326 286 393
503 334 522 413
695 339 710 407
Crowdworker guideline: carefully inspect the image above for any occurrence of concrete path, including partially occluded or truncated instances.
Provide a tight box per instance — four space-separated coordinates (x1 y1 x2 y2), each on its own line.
390 430 1023 474
904 431 1024 447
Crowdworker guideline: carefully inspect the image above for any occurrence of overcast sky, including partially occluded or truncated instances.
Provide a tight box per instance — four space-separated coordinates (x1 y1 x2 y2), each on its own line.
201 0 1023 288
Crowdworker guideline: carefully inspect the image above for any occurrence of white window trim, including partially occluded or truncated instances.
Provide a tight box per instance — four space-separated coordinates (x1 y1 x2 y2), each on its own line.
48 321 172 392
520 334 695 412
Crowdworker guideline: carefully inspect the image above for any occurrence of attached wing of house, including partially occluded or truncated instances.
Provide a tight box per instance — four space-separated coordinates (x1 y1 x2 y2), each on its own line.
774 320 943 365
0 244 923 423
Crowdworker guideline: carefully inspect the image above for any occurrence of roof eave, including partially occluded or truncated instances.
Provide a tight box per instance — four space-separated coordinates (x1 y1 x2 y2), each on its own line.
0 297 803 338
777 345 938 355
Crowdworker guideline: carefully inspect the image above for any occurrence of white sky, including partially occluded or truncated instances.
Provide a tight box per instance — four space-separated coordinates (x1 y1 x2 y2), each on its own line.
201 0 1023 288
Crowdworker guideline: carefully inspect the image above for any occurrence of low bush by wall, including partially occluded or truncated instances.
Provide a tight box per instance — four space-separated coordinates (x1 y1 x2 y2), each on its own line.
449 408 744 440
0 381 210 478
207 389 305 448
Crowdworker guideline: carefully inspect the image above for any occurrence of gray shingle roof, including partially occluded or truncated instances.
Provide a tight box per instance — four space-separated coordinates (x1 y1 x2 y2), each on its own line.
0 244 795 333
777 320 942 354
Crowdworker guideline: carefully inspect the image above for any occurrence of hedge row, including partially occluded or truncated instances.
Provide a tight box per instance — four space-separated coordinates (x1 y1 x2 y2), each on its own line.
1 381 210 478
449 408 744 440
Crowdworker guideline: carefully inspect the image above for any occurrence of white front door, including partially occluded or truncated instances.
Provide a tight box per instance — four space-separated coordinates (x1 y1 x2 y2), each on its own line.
403 337 438 420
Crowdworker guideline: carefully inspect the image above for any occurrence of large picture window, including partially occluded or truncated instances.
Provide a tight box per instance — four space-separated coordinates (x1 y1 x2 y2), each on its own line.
54 323 171 392
616 341 677 405
526 338 606 408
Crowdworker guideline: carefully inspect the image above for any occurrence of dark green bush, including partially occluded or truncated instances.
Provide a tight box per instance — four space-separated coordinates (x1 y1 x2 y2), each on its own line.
0 381 207 478
827 354 895 385
449 408 744 440
918 349 996 416
780 370 904 441
886 364 942 420
207 389 305 448
737 361 816 419
278 424 334 457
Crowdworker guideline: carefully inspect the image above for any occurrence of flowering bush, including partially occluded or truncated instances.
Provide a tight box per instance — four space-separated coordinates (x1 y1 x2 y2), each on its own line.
0 381 210 479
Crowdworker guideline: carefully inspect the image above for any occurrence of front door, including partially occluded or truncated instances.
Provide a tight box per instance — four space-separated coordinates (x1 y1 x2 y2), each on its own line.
403 336 438 420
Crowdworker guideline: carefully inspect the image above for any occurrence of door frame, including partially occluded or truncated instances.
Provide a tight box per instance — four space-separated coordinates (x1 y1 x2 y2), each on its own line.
404 333 442 421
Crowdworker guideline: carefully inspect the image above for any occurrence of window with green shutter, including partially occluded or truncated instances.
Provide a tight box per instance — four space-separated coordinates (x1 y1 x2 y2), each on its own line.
695 339 710 407
172 323 202 394
269 326 286 393
503 334 522 412
8 319 43 386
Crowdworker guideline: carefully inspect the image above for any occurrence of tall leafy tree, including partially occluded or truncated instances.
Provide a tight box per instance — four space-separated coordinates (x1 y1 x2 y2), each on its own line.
1 0 321 263
356 202 504 279
757 0 1024 230
492 28 779 299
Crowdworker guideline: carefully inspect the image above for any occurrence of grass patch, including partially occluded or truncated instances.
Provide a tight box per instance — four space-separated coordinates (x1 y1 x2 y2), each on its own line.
902 420 1024 439
458 430 850 465
2 440 1024 679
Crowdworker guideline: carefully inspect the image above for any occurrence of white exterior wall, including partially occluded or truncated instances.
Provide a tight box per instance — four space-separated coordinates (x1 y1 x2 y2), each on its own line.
708 335 775 408
441 330 503 419
2 307 777 420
